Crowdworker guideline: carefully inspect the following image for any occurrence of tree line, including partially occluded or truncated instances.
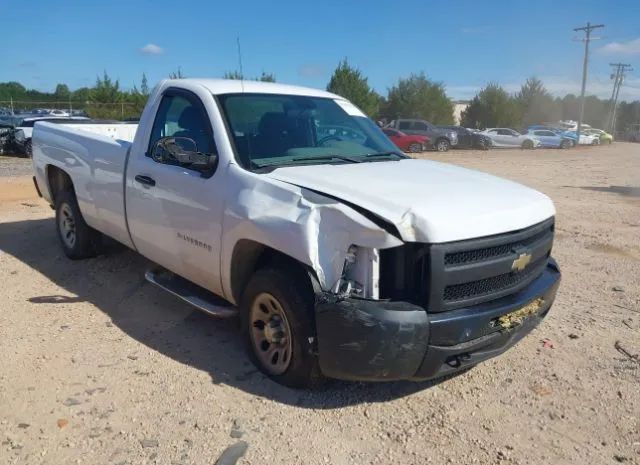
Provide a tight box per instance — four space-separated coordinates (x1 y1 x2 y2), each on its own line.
1 62 639 131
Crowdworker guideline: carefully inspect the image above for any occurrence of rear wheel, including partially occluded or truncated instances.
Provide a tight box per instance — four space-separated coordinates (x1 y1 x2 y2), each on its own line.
435 138 450 152
408 142 422 153
55 190 102 259
240 267 321 388
522 139 534 150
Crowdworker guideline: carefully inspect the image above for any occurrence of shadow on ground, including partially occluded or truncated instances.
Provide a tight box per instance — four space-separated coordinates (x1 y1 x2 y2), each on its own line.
0 218 454 408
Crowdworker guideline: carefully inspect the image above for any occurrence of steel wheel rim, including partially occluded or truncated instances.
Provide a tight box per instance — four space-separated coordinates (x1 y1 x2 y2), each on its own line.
249 292 293 375
59 203 76 249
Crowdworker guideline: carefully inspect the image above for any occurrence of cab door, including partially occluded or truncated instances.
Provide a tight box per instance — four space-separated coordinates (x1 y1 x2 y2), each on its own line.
125 87 226 295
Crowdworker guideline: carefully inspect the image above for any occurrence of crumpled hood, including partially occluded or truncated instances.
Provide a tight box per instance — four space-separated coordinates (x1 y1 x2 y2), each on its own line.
265 159 555 243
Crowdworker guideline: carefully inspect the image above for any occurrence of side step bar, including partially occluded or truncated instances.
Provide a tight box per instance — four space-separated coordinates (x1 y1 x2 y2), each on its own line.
145 268 238 318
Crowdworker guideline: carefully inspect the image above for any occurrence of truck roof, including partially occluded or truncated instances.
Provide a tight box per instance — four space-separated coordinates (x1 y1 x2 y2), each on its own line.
166 78 342 99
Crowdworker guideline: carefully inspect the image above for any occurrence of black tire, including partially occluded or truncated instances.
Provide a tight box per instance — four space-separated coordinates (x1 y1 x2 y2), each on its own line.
560 139 571 149
55 190 102 259
407 142 422 153
522 139 534 150
435 138 450 152
478 139 490 150
240 267 322 388
25 139 32 158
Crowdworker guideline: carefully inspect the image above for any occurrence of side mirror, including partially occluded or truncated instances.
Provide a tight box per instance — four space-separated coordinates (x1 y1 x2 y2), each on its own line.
151 136 217 175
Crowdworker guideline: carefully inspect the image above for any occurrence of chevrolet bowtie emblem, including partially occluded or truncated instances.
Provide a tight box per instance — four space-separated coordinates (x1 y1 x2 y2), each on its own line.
511 253 532 272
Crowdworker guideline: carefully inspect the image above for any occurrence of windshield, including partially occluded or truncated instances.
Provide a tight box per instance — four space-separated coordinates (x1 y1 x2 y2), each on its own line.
218 93 404 170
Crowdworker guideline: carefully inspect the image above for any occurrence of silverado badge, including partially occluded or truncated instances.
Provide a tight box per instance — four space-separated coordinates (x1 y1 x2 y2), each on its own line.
511 252 532 272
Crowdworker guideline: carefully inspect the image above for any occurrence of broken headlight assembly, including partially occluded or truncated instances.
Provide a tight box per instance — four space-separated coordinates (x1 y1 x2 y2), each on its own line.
334 245 380 299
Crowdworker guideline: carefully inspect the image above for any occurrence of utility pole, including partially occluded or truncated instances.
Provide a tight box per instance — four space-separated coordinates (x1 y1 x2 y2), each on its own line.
573 22 604 143
608 63 633 134
606 64 622 130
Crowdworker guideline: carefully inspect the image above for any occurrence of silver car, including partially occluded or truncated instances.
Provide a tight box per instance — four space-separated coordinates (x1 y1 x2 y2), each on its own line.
480 128 540 149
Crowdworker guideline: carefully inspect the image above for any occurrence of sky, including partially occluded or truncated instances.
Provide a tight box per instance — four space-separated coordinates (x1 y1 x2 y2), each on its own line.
2 0 640 101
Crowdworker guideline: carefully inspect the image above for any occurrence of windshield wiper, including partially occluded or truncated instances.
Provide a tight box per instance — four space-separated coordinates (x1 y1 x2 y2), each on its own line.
364 151 407 159
251 154 361 171
291 155 362 163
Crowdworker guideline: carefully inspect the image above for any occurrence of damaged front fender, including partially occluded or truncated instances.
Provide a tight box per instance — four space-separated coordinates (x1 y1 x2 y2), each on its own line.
220 165 402 304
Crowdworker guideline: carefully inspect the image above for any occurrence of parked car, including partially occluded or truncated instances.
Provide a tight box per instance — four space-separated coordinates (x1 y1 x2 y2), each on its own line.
563 131 600 145
527 126 579 146
480 128 540 149
33 78 561 387
525 129 572 149
584 128 613 144
14 116 91 156
381 128 429 152
387 119 458 151
0 122 14 154
439 125 492 150
557 120 591 132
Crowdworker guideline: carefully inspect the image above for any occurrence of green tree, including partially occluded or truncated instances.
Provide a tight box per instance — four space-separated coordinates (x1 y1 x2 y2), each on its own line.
54 84 70 100
514 77 560 127
461 83 519 129
384 73 454 124
326 59 380 117
140 73 149 96
223 71 276 82
223 70 244 80
169 67 185 79
91 71 120 103
258 72 276 82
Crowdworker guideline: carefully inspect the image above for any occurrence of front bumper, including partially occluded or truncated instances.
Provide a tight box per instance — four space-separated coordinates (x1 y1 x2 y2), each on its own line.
315 259 560 381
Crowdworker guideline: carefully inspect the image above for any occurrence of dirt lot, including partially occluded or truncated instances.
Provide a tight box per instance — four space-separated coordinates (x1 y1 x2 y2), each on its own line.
0 145 638 465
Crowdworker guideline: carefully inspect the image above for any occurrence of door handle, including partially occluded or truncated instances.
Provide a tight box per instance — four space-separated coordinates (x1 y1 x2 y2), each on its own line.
135 175 156 186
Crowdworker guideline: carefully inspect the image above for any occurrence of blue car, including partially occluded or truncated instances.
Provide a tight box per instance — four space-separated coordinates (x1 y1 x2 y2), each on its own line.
525 129 573 149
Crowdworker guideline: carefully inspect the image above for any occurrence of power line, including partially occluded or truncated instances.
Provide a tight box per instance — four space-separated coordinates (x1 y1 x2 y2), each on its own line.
607 63 633 134
573 22 604 142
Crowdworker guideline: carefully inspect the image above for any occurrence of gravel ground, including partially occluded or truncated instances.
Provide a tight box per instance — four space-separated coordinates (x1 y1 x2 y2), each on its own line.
0 144 638 465
0 155 32 178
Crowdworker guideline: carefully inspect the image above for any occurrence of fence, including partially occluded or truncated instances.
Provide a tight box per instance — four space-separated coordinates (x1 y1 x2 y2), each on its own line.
0 101 143 120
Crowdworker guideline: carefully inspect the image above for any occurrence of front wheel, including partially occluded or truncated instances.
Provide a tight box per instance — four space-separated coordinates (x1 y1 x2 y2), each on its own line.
560 139 571 149
435 138 450 152
55 190 102 259
522 140 534 150
240 267 321 388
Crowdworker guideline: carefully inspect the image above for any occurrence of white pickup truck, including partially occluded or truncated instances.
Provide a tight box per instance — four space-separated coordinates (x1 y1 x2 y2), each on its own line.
32 79 561 387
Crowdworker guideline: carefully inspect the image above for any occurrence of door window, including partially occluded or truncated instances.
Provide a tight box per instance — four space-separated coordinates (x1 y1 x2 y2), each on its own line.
398 121 411 130
413 122 429 131
148 93 215 159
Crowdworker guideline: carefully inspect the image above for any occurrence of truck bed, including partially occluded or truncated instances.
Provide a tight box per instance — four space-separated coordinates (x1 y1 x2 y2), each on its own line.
32 121 139 248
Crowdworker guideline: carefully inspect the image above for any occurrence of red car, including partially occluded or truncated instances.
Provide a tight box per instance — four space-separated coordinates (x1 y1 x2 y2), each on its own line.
382 128 430 153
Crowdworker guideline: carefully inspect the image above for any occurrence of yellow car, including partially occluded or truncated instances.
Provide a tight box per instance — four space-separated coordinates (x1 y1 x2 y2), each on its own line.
585 128 613 144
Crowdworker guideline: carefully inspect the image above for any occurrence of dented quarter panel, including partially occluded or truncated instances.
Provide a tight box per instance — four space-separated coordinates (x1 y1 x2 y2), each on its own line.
220 164 402 304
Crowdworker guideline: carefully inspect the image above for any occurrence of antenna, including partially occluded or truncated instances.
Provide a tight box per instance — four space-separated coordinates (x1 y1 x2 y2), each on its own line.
236 35 245 92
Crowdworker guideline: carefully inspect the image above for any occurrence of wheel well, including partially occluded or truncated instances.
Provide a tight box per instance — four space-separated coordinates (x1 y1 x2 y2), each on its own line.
46 165 73 204
230 240 318 304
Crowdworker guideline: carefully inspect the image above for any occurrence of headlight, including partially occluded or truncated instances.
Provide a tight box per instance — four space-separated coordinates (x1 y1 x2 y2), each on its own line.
336 245 380 299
